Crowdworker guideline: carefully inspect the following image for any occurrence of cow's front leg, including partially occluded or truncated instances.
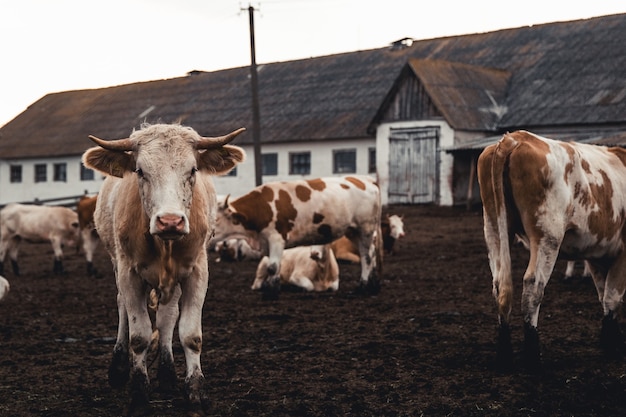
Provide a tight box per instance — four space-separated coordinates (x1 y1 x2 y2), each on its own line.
261 239 284 299
120 273 153 413
155 285 181 392
178 264 209 411
50 236 64 274
109 290 130 388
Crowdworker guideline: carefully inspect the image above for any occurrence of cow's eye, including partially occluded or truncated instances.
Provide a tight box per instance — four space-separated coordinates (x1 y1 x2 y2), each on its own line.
191 167 198 175
135 168 144 178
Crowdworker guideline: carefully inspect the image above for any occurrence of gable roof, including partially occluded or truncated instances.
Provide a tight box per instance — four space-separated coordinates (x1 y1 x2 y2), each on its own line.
1 13 625 159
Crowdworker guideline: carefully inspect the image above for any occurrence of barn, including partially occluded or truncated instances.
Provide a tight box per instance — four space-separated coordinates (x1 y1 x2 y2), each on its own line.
1 13 625 206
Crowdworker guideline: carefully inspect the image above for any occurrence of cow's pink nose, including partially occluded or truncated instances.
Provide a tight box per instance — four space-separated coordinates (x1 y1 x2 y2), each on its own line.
156 214 185 232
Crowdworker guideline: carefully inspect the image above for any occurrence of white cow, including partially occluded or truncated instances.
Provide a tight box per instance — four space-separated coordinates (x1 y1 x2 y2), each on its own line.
0 203 79 276
0 275 9 301
253 244 339 292
82 123 245 413
214 237 263 262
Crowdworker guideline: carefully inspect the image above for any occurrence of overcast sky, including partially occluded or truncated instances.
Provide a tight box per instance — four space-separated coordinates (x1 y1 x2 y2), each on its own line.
1 0 625 127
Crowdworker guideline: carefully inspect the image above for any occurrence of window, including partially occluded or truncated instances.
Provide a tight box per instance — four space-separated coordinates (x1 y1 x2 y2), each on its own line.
10 165 22 183
53 163 67 182
262 153 278 176
34 164 47 183
368 147 376 173
333 149 356 174
80 163 95 181
289 152 310 175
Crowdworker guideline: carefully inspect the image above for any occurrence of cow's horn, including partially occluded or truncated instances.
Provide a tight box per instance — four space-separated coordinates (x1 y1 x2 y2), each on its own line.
197 128 246 149
88 135 133 151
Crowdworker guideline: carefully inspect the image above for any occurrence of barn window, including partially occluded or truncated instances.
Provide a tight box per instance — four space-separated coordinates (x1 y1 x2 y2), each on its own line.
34 164 47 183
289 152 310 175
54 163 67 182
333 149 356 174
368 147 376 174
10 165 22 183
80 163 94 181
262 153 278 176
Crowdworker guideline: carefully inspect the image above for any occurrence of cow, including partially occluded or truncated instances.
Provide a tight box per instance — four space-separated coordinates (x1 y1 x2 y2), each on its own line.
214 237 263 262
81 123 245 413
214 176 382 298
564 260 592 280
332 214 405 263
0 203 79 276
76 194 100 276
0 275 9 301
253 244 339 292
478 130 626 370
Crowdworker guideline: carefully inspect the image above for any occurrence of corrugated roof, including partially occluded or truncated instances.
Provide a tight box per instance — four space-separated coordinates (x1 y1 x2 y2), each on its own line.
1 13 626 159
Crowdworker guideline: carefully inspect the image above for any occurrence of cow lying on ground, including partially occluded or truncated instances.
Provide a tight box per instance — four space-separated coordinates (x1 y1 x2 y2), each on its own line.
76 194 100 276
214 176 382 298
0 275 9 301
214 237 263 262
82 123 245 413
332 214 405 263
253 244 339 292
478 130 626 370
0 203 79 276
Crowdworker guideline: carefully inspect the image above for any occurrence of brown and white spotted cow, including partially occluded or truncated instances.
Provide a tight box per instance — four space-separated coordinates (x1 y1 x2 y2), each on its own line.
76 194 100 276
214 176 382 297
478 130 626 369
253 244 339 292
82 123 245 413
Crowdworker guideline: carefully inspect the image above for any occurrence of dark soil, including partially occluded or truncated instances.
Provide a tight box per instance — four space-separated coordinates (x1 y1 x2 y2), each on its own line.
1 204 625 416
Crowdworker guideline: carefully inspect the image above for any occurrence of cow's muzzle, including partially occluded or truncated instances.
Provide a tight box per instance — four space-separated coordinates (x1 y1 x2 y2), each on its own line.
154 213 187 239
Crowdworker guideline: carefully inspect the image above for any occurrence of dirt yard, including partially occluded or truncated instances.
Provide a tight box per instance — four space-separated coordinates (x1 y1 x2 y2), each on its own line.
1 204 625 416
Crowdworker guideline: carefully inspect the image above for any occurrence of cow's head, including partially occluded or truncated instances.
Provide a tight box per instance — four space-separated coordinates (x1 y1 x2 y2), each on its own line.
387 214 405 240
82 124 246 240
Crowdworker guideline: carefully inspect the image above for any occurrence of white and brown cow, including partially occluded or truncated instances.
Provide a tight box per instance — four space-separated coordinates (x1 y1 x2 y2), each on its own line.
0 203 79 276
478 130 626 370
76 194 100 276
332 213 405 263
214 237 264 262
254 244 339 292
214 176 382 297
82 123 245 412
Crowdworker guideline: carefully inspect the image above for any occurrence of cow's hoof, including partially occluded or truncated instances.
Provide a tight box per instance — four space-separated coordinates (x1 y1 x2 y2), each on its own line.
495 322 513 371
600 314 623 358
185 373 210 414
10 260 20 277
126 370 151 416
109 347 130 388
523 323 543 373
260 280 281 300
157 353 178 392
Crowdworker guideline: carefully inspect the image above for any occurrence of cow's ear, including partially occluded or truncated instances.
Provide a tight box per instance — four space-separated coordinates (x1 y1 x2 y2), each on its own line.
198 145 246 175
82 147 135 178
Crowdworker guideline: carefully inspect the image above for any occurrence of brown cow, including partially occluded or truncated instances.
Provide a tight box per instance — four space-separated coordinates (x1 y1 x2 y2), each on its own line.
76 194 99 276
82 123 245 413
332 214 405 263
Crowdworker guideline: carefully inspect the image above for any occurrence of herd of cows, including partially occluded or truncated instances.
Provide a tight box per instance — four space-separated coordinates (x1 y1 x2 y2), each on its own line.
1 124 626 414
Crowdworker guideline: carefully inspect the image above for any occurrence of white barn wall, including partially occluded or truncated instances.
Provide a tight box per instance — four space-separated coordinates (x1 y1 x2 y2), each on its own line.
375 120 454 206
213 138 376 198
0 156 103 205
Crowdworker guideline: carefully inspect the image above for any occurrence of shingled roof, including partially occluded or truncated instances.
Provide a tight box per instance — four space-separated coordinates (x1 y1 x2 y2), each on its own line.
1 13 625 159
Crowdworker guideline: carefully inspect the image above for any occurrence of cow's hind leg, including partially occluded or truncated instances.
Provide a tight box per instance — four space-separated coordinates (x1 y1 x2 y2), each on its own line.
355 231 380 295
7 237 21 276
595 258 626 357
521 239 560 372
50 236 64 274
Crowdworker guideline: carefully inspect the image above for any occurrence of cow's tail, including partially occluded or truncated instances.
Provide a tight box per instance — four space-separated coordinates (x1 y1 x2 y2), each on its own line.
483 133 520 321
375 187 384 278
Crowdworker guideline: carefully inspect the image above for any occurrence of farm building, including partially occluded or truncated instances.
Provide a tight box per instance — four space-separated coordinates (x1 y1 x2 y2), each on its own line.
0 13 625 206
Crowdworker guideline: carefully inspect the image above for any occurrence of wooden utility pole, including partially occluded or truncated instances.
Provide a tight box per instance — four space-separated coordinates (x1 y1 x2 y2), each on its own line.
244 4 263 186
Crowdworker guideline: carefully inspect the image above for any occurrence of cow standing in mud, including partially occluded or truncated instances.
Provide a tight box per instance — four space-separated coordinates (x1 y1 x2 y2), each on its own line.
478 130 626 370
214 176 382 298
0 203 79 276
82 123 245 413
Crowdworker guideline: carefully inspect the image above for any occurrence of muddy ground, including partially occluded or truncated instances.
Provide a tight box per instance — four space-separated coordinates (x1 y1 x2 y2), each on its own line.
1 204 625 416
